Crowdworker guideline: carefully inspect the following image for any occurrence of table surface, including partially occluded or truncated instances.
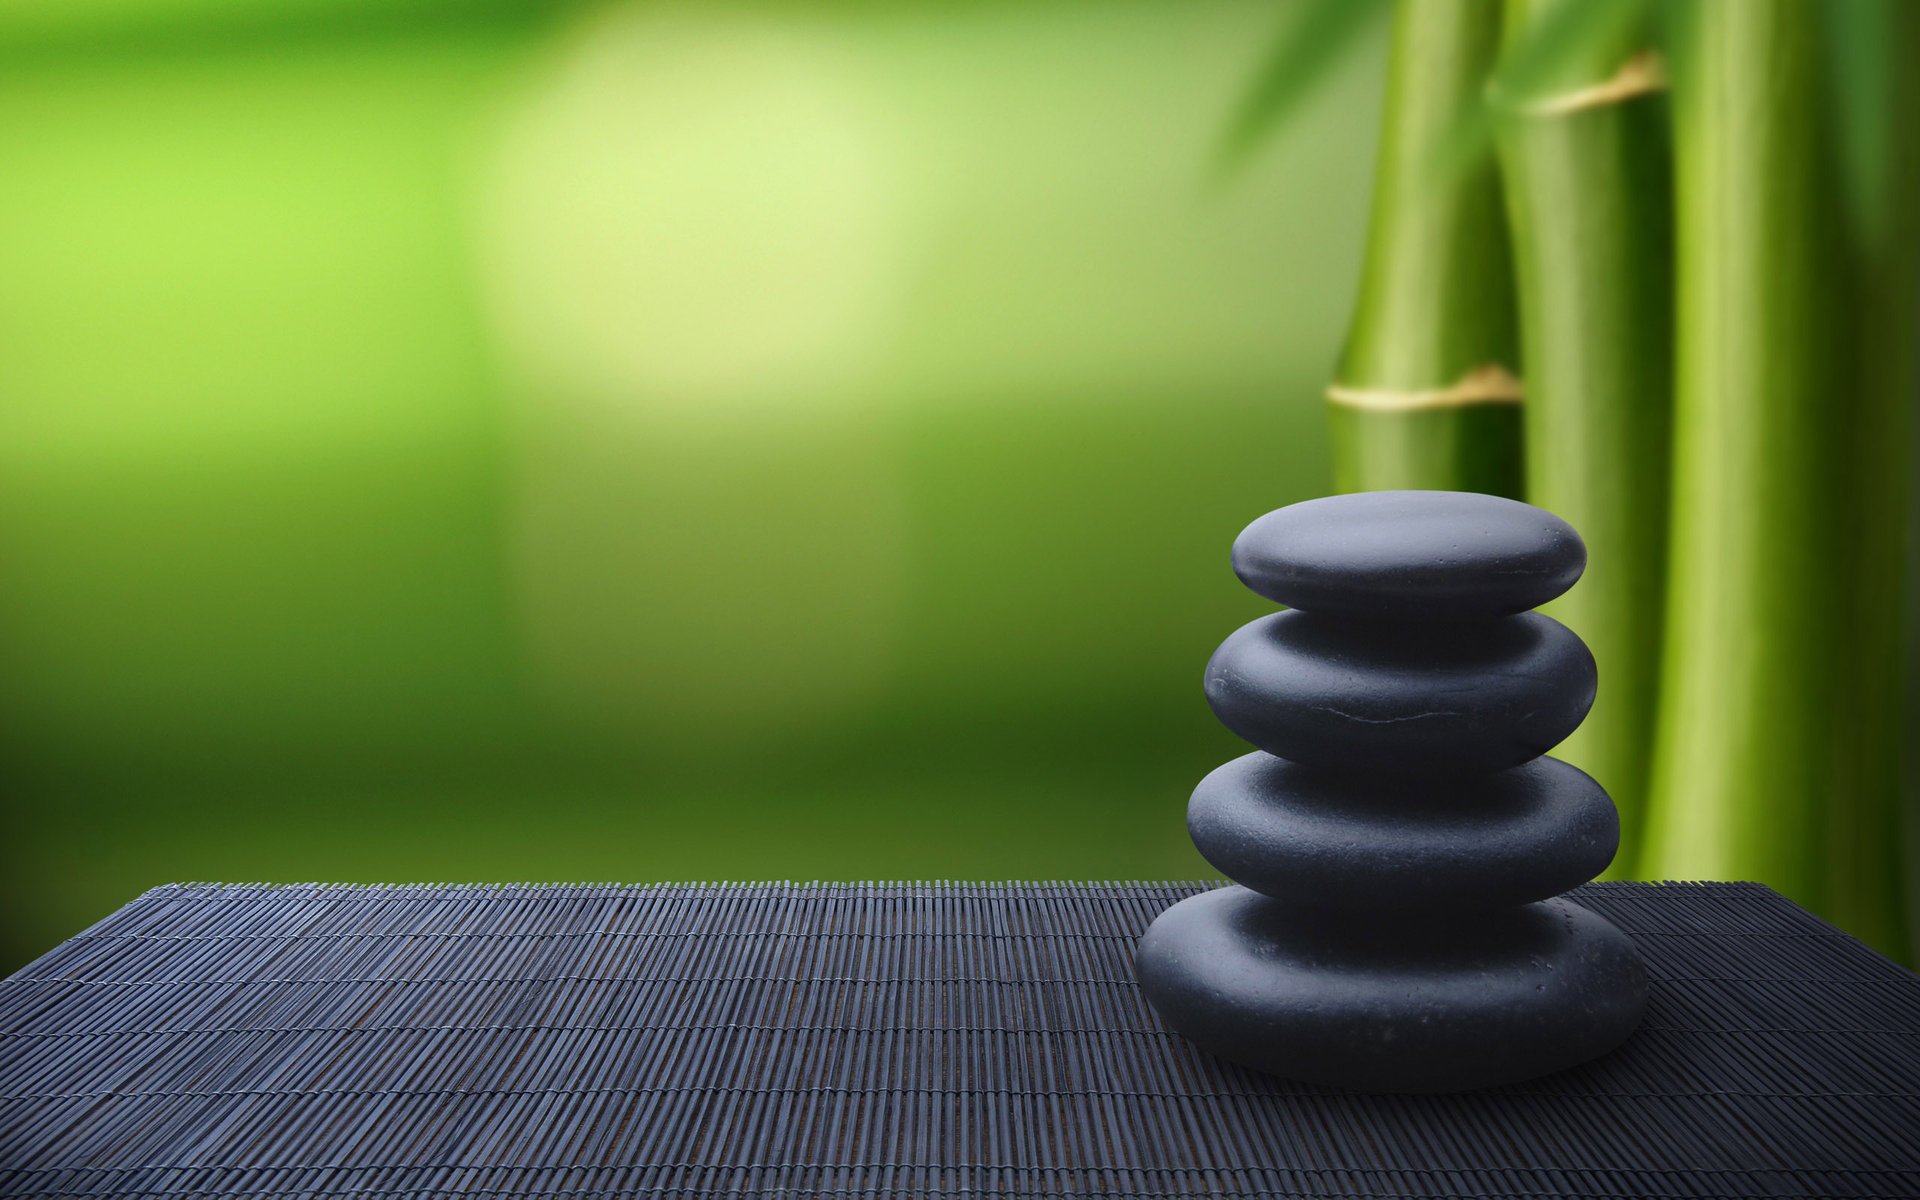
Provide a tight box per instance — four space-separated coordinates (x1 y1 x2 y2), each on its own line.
1 881 1916 1199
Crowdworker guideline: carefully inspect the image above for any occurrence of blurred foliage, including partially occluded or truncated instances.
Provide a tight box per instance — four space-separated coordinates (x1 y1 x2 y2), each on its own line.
0 0 1381 968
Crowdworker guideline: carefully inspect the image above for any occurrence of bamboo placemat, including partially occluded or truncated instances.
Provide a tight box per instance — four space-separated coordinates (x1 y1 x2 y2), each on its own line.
2 881 1916 1198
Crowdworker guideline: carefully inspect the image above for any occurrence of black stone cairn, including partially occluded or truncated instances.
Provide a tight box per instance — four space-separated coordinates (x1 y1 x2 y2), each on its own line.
1135 490 1647 1092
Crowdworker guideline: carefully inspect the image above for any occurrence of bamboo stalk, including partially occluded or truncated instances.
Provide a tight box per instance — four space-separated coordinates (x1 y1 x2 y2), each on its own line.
1331 0 1520 497
1824 2 1920 959
1640 1 1887 943
1493 0 1671 878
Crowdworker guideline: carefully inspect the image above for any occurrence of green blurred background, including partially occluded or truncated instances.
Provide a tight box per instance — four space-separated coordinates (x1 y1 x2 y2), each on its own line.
0 0 1390 968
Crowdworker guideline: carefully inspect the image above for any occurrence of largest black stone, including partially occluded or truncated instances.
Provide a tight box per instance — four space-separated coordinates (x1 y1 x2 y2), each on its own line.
1136 886 1647 1093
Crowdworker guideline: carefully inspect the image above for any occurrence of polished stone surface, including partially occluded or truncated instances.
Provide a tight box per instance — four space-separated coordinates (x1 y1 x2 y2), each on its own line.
1204 610 1596 773
1145 489 1642 1093
1134 885 1648 1093
1187 752 1617 910
1231 491 1586 618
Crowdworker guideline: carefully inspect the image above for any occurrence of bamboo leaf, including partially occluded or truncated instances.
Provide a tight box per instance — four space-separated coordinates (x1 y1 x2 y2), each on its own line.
1819 0 1894 244
1214 0 1388 177
1649 0 1699 97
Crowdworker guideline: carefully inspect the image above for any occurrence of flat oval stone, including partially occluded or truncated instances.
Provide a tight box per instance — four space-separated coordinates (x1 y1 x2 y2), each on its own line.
1204 610 1595 774
1232 491 1586 618
1134 886 1647 1092
1188 752 1617 910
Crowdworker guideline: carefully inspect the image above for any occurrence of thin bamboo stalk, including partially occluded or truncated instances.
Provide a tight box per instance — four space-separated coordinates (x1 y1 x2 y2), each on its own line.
1331 0 1520 496
1494 0 1671 878
1641 1 1891 944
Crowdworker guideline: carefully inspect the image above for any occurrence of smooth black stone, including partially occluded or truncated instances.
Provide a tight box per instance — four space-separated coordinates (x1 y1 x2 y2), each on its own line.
1232 491 1586 618
1133 886 1647 1093
1204 610 1595 774
1188 752 1618 910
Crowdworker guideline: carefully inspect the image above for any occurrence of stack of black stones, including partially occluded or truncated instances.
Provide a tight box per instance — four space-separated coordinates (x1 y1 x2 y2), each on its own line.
1136 490 1647 1093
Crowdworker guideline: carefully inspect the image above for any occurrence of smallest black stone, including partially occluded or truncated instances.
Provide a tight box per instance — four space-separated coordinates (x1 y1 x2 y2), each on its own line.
1232 489 1586 618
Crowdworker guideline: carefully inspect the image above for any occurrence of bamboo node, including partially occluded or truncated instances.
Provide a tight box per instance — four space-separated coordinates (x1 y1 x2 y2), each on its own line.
1326 365 1524 413
1521 50 1667 117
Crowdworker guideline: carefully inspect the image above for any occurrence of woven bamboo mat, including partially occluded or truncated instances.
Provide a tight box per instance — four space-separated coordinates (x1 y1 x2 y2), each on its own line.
1 881 1916 1199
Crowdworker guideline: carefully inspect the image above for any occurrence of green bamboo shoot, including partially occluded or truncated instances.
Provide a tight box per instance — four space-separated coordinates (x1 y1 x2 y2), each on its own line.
1494 0 1671 878
1823 2 1920 958
1331 0 1521 497
1641 1 1888 943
